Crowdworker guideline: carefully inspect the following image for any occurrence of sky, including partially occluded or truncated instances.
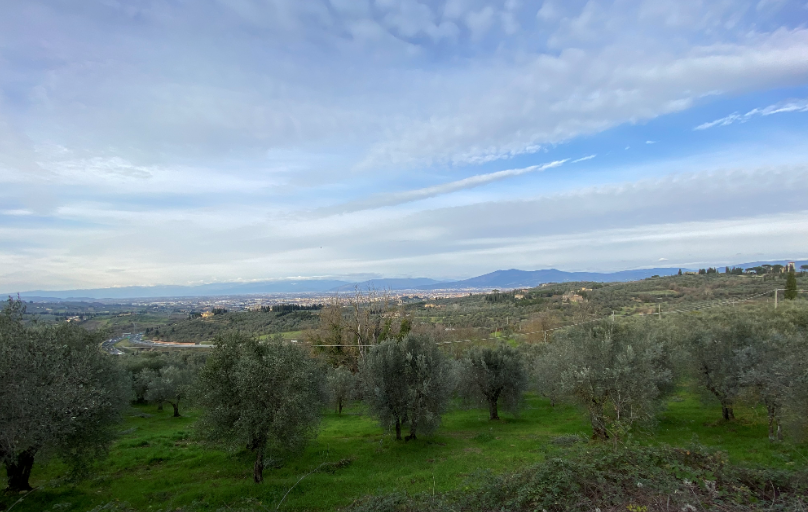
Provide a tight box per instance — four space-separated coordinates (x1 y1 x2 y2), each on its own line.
1 0 808 291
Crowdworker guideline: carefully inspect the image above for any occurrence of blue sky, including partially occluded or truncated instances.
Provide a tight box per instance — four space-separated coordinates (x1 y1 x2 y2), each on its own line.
1 0 808 290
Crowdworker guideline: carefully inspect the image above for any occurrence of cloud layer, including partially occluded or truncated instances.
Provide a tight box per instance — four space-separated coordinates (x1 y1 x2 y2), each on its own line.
1 0 807 290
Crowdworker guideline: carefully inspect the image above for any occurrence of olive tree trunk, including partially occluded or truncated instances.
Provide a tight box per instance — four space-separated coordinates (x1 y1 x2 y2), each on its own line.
488 399 500 421
589 401 609 441
767 405 782 442
5 447 36 492
405 419 417 442
253 445 265 483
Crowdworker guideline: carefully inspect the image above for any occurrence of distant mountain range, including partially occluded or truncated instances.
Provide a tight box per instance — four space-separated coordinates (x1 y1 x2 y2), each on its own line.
7 259 805 301
416 268 684 290
330 278 442 292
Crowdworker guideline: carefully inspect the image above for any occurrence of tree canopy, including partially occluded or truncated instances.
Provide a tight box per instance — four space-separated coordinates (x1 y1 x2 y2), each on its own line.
362 335 455 441
544 319 672 440
785 270 798 300
0 298 129 491
460 343 528 420
196 333 326 483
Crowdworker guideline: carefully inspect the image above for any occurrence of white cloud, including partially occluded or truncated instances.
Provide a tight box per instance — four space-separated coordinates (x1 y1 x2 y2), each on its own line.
360 28 808 168
318 159 567 214
378 0 460 41
465 6 495 39
695 98 808 129
536 0 560 21
3 163 807 290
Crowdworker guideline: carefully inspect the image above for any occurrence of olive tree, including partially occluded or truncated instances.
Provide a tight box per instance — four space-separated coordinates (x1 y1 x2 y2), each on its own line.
196 333 326 483
146 365 194 417
362 335 454 441
677 310 762 421
460 343 527 420
524 343 563 407
327 366 357 415
0 298 129 492
122 352 167 404
131 368 157 404
549 320 672 440
736 332 799 441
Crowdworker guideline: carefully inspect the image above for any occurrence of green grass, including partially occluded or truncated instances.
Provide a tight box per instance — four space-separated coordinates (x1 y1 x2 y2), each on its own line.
7 390 807 512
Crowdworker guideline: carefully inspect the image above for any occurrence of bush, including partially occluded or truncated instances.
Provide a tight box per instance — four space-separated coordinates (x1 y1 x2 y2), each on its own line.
349 444 808 511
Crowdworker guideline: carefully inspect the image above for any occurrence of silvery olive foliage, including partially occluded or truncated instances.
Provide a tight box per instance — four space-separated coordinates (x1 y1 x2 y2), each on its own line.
547 320 672 440
327 365 357 415
677 309 764 421
459 343 528 420
196 333 327 483
0 298 129 492
122 351 168 404
145 365 194 417
362 335 455 441
736 333 797 441
526 342 564 407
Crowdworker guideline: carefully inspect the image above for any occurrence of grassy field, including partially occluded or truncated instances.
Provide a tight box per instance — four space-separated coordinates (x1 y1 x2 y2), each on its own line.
7 388 807 512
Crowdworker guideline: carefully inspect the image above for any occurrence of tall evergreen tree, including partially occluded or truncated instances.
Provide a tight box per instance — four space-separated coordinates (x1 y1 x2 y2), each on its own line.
784 270 798 300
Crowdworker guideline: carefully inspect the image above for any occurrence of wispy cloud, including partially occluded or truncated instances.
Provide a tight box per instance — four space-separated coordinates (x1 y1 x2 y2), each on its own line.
572 154 597 163
695 99 808 130
318 160 568 215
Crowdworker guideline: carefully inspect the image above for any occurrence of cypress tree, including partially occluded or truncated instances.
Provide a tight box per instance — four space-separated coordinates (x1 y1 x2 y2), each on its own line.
785 270 798 300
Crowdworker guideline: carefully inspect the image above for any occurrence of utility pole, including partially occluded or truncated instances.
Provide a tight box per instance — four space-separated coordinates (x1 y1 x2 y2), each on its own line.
774 288 780 309
612 310 615 322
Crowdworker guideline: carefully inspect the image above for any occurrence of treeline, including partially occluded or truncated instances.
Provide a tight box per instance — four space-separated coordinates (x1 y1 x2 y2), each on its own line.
145 308 320 342
405 273 791 335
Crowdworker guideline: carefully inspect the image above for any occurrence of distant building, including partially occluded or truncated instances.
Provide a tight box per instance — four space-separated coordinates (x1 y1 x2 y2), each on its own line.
562 291 585 303
201 311 215 318
786 262 796 273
